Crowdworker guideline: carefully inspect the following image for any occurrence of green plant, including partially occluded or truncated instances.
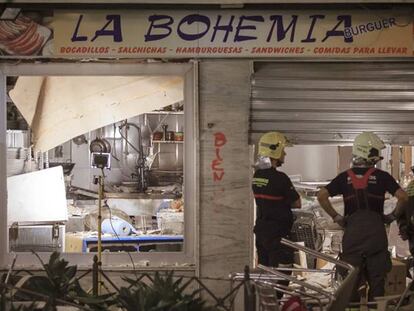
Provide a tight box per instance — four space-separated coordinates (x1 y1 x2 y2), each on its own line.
10 302 38 311
72 281 114 311
22 251 78 310
1 253 224 311
23 252 113 311
117 271 217 311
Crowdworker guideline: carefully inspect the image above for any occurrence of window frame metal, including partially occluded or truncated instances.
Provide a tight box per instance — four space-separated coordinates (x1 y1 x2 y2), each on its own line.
0 61 198 269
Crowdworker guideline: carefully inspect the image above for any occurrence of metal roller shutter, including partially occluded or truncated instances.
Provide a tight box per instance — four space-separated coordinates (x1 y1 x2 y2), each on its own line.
250 62 414 145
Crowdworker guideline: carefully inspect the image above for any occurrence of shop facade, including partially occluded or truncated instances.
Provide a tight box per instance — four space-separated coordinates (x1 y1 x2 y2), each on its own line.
0 4 413 299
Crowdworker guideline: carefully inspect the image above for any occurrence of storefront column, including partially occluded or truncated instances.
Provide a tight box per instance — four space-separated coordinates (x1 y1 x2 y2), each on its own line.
199 60 252 296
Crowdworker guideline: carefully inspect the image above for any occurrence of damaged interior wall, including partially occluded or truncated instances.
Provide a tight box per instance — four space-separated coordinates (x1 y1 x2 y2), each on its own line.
283 145 338 182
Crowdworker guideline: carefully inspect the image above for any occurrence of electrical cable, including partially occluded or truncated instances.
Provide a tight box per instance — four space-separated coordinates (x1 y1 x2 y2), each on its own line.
106 202 139 279
99 168 138 279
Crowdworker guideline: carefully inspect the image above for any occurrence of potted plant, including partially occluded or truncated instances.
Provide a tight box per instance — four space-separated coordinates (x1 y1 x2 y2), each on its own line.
117 271 218 311
3 252 113 311
2 253 222 311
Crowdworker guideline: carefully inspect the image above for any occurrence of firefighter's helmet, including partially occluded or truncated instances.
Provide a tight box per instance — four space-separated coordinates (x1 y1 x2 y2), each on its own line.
258 132 292 160
352 132 385 162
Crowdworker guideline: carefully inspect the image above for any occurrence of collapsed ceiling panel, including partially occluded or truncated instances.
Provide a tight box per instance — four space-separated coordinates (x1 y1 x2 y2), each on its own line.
9 75 183 152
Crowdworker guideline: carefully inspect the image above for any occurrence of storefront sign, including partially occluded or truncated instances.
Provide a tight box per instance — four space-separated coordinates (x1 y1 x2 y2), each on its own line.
53 10 414 58
0 10 413 58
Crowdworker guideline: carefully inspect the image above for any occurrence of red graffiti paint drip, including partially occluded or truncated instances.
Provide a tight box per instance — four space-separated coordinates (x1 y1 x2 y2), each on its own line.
211 132 226 182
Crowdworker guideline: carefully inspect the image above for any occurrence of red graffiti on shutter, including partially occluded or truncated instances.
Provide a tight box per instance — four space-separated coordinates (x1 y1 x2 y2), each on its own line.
214 132 227 147
211 132 226 182
213 171 224 181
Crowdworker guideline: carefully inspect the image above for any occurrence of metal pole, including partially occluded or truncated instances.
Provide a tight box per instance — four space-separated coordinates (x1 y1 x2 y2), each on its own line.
244 266 256 311
281 238 354 271
97 175 102 265
92 255 99 296
97 171 105 295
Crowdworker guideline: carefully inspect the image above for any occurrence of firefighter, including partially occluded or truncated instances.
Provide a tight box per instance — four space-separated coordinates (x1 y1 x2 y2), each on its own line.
252 132 301 271
317 132 408 302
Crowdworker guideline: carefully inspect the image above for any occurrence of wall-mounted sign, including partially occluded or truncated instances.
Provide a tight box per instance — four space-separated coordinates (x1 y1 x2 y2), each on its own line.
0 10 412 58
53 10 414 58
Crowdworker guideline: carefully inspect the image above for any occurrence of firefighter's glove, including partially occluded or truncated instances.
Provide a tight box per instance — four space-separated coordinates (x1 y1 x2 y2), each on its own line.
383 212 397 225
333 214 345 228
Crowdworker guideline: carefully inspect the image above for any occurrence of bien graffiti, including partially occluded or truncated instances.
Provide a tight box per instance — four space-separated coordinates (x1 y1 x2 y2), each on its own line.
211 132 226 182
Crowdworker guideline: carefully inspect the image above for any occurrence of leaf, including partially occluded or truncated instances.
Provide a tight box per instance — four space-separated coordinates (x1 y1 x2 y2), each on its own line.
116 271 219 311
76 293 115 311
10 301 38 311
65 265 77 282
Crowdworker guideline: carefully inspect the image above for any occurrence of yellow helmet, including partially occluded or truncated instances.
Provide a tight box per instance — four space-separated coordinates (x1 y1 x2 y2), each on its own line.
352 132 385 162
258 132 292 160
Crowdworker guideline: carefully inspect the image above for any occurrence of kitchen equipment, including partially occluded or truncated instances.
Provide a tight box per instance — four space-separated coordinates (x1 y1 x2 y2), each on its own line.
7 159 25 177
7 167 68 252
72 134 88 146
153 132 163 141
8 166 68 225
48 162 76 175
7 130 30 148
161 124 168 141
174 132 184 141
145 152 159 169
9 222 65 252
89 137 111 153
118 181 140 193
166 131 175 141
